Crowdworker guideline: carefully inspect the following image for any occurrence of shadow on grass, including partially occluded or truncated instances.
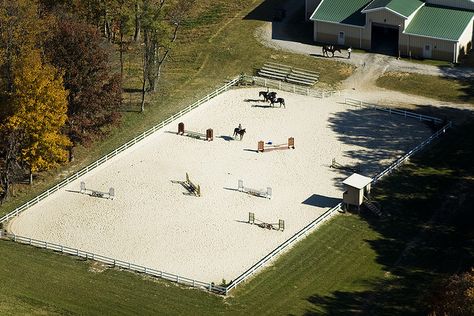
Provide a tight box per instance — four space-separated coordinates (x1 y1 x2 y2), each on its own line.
306 107 474 315
243 0 314 45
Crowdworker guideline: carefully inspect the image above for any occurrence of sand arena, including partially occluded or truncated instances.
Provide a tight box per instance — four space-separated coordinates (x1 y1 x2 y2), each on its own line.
9 87 432 283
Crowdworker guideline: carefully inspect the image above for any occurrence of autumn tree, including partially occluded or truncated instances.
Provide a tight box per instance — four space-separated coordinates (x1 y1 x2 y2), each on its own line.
429 268 474 316
2 51 70 184
45 19 122 156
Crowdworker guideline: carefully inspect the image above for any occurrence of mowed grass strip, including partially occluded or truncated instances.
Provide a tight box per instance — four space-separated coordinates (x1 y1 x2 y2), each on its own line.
376 72 474 104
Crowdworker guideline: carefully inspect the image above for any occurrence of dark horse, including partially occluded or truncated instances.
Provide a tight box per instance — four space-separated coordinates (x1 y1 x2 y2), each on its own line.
322 45 342 57
270 97 285 108
258 89 277 102
233 128 246 140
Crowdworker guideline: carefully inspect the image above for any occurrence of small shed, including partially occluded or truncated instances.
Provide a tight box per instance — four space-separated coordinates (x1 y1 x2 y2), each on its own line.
342 173 373 210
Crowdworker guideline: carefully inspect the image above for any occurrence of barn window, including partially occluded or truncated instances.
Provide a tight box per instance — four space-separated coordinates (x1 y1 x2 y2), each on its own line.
339 32 344 39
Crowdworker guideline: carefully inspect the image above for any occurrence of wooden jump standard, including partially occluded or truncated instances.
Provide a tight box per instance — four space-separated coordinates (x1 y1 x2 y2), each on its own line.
238 180 272 199
178 122 213 141
184 172 201 197
249 212 284 231
258 137 295 153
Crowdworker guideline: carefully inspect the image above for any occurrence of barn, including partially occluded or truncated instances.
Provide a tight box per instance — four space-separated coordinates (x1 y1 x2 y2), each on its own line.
305 0 474 62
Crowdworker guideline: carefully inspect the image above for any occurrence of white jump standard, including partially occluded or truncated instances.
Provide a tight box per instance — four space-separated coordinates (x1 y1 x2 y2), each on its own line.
238 180 272 199
79 181 115 200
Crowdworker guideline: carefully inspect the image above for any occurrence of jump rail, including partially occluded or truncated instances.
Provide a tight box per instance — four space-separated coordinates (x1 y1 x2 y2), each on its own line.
372 121 452 184
344 98 443 124
5 233 226 294
0 76 241 225
224 203 341 294
241 75 338 99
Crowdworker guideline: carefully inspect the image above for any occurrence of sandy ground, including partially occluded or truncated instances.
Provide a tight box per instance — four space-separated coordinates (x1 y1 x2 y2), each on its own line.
9 88 432 283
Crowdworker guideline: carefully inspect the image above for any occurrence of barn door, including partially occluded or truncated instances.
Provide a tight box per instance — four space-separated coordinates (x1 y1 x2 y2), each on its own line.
338 31 345 45
423 44 432 59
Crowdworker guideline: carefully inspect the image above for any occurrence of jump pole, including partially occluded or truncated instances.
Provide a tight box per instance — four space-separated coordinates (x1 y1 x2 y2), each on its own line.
258 137 295 152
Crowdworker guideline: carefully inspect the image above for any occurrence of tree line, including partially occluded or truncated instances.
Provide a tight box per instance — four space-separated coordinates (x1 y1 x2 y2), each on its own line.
0 0 194 202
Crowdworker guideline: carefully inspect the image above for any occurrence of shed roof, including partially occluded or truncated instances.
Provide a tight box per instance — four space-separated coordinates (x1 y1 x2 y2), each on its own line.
310 0 372 27
363 0 424 18
404 4 474 41
342 173 373 189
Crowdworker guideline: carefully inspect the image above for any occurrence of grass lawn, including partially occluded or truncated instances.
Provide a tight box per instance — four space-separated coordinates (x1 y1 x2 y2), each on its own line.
376 72 474 104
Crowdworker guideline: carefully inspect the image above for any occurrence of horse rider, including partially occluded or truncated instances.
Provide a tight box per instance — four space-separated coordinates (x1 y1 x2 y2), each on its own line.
238 123 242 131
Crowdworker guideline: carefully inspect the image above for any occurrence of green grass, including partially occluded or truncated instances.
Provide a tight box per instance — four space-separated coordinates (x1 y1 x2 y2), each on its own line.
376 72 474 104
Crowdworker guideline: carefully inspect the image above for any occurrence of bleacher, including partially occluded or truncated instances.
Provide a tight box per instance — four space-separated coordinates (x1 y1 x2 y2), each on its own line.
257 62 320 86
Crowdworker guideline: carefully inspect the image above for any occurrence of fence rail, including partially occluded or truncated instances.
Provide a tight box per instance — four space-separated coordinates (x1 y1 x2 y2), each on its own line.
372 121 452 184
6 233 226 294
242 75 338 98
345 98 443 124
0 76 452 296
0 76 241 225
224 203 341 294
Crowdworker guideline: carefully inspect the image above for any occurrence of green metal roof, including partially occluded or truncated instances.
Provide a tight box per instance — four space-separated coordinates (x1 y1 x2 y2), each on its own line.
310 0 372 26
363 0 424 18
404 5 474 41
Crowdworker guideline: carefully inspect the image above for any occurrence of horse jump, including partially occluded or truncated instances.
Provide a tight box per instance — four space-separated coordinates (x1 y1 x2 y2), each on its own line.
238 180 272 199
178 122 213 141
258 137 295 153
80 181 115 200
184 172 201 197
248 212 285 231
330 158 358 173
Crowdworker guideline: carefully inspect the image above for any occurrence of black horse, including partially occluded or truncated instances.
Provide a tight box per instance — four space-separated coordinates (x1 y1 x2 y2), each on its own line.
258 89 277 102
270 97 285 108
322 45 342 57
233 128 246 140
259 88 269 101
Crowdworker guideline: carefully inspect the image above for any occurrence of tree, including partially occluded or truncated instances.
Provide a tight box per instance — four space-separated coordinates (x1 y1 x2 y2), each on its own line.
45 19 122 153
429 268 474 316
2 51 70 184
139 0 195 112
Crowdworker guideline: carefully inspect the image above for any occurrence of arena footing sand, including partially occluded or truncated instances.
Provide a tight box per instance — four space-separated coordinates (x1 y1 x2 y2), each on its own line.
9 87 432 283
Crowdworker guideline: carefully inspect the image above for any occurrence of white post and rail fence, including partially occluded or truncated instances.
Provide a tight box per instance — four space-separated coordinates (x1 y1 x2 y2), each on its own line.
0 79 452 296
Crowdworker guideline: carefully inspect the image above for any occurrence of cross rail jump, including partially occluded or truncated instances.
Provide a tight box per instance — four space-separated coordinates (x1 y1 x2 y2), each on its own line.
238 180 272 199
330 158 359 173
178 122 213 141
79 181 115 200
258 137 295 153
248 212 285 231
184 172 201 197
